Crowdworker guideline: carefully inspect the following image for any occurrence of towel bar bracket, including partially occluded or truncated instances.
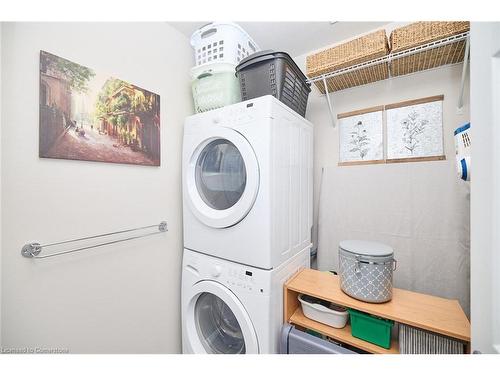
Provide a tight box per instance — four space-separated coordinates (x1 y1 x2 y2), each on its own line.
22 243 42 258
158 221 168 232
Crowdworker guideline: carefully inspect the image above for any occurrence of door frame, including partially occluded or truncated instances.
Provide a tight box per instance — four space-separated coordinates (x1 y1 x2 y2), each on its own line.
470 22 500 354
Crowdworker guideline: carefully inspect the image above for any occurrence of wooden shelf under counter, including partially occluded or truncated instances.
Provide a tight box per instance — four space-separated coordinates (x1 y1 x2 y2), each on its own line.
284 269 471 354
290 307 399 354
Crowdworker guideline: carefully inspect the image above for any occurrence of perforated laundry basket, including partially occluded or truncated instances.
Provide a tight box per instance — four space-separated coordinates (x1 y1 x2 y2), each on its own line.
190 22 259 67
191 62 241 113
235 50 311 117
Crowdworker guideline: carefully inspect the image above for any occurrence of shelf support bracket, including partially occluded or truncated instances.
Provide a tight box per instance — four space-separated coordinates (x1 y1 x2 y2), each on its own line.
322 76 336 128
457 35 470 111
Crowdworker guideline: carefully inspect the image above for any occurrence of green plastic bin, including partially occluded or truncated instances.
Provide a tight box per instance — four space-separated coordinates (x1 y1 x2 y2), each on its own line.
348 309 394 349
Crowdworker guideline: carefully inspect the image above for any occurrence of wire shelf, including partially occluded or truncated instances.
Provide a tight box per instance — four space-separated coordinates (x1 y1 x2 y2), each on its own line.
307 32 470 94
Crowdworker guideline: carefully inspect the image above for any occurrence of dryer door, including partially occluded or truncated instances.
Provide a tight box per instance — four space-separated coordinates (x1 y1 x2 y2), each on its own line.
185 280 259 354
186 127 259 228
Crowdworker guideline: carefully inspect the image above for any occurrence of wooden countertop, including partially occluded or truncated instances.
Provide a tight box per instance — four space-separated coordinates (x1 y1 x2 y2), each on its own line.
285 269 470 342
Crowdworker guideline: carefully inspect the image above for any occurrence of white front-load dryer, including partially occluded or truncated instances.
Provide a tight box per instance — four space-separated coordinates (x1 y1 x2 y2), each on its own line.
181 247 310 354
182 95 313 269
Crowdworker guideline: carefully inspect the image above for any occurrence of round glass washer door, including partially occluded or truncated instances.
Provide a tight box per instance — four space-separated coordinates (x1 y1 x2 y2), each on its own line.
195 292 245 354
185 280 259 354
186 128 259 228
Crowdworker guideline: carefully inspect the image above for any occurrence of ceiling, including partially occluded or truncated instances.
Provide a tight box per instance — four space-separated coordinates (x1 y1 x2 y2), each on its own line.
169 22 389 57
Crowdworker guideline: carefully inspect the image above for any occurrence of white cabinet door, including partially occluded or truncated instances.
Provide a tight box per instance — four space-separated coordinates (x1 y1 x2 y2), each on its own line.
470 22 500 354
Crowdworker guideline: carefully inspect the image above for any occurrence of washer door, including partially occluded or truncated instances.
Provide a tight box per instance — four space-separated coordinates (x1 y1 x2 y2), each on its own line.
185 280 259 354
186 128 259 228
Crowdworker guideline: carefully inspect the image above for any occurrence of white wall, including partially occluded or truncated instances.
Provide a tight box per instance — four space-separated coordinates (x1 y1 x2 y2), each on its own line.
295 27 471 315
1 23 193 353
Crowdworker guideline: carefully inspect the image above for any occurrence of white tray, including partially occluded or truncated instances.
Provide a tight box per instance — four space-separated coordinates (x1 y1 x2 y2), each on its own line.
298 294 349 329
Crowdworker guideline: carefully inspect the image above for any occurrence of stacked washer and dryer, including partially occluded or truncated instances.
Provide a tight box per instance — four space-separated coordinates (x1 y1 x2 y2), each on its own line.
181 23 313 354
181 95 313 354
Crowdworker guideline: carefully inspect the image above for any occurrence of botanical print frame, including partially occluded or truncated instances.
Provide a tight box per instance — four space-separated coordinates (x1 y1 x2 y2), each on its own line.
338 106 384 166
39 50 160 166
386 95 445 163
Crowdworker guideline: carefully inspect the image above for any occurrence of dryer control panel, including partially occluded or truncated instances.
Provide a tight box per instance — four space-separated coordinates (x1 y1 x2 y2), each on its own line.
185 96 274 130
219 102 257 126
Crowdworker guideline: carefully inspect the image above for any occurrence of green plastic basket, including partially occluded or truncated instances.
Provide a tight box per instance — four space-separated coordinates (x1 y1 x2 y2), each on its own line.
191 62 241 113
348 308 394 349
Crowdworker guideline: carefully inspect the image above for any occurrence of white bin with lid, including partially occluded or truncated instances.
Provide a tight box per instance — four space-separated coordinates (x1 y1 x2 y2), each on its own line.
338 240 397 303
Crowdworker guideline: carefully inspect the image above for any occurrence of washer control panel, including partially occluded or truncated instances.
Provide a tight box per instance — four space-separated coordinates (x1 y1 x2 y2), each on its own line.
184 250 268 295
226 267 256 292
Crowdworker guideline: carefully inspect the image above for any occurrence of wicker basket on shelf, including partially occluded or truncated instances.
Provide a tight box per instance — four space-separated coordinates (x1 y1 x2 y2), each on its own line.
390 21 470 76
306 30 390 93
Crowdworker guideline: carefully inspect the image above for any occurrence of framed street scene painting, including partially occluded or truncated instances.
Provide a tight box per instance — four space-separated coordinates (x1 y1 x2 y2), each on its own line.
39 50 161 166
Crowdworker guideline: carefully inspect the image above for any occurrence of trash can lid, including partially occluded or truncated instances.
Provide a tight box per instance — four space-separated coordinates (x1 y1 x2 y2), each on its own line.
339 240 394 257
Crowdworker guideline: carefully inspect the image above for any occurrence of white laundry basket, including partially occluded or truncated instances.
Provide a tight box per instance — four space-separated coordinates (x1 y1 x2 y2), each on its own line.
190 22 259 67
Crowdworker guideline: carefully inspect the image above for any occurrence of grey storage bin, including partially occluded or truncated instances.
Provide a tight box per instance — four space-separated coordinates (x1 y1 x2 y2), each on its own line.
338 240 397 303
235 50 311 117
280 324 357 354
399 324 466 354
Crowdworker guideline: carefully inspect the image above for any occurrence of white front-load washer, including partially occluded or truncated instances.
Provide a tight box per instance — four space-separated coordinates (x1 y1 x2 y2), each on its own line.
182 95 313 269
181 247 310 354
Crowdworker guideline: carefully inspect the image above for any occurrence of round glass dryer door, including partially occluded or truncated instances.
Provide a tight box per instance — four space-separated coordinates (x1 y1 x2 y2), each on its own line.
195 139 246 211
186 128 259 228
185 280 259 354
